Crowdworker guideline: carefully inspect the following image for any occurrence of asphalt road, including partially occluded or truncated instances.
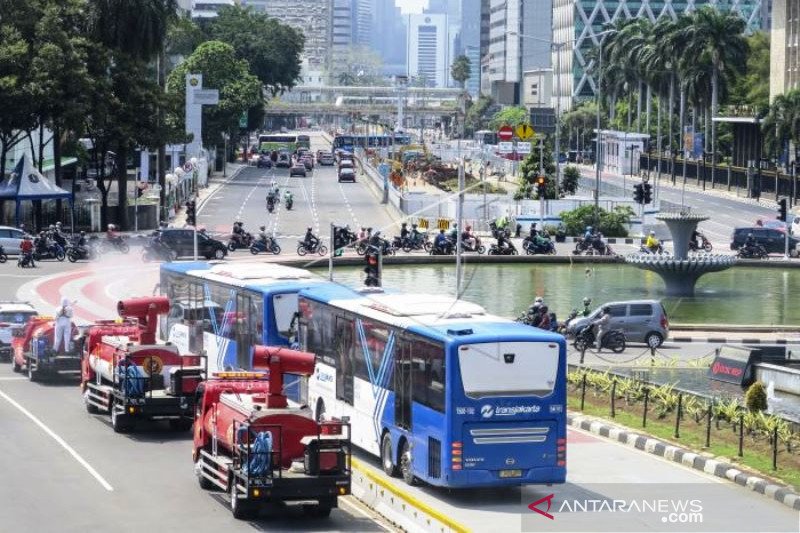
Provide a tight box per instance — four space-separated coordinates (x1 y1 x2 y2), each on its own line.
197 133 399 249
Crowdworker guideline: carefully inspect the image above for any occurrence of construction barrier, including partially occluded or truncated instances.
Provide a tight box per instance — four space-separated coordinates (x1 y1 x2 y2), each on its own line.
417 218 429 229
437 218 450 230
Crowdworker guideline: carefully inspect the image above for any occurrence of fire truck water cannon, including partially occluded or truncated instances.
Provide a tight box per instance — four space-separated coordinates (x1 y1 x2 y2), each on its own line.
81 297 205 433
193 345 352 520
251 345 316 409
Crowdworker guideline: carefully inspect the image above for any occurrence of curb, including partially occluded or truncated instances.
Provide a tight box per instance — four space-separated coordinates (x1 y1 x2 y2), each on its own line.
568 413 800 511
670 337 800 345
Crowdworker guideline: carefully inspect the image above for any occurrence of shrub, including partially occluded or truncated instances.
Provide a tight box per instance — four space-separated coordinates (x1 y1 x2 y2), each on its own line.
559 204 634 237
745 381 768 412
561 166 580 195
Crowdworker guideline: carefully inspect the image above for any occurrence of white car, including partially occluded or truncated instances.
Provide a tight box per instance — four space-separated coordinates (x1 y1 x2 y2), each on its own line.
0 302 37 360
0 226 27 255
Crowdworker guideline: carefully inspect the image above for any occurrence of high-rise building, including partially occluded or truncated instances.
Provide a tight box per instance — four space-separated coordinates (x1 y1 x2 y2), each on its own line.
331 0 354 59
407 13 449 87
353 0 372 46
482 0 552 104
370 0 407 75
554 0 766 111
770 0 798 100
461 0 484 97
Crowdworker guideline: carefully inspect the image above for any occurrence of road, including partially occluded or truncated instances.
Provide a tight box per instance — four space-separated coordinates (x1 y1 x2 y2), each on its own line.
2 131 798 532
198 132 399 249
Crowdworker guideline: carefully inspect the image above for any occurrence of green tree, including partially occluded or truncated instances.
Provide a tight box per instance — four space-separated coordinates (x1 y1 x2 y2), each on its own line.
561 166 580 195
559 205 633 237
729 31 770 111
762 89 800 159
167 41 262 148
489 106 528 130
204 5 304 96
464 95 493 136
450 55 471 89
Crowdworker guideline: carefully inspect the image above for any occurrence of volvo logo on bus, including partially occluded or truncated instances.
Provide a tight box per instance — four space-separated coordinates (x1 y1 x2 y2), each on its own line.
481 405 494 418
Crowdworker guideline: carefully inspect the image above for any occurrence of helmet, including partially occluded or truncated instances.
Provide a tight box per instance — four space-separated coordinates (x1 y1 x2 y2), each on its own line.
259 225 266 231
107 224 114 230
307 227 313 232
39 231 45 236
401 222 407 226
534 297 544 304
541 305 548 313
748 232 754 238
374 230 381 236
650 230 655 235
49 225 55 230
80 231 85 236
440 229 445 233
603 306 611 314
412 224 418 228
361 227 365 231
528 305 537 314
466 225 472 231
583 297 591 306
56 221 62 226
236 221 243 226
586 226 592 231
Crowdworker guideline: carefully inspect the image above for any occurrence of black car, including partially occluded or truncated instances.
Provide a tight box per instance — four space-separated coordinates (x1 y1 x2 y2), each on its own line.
158 229 228 260
730 227 800 255
256 154 272 168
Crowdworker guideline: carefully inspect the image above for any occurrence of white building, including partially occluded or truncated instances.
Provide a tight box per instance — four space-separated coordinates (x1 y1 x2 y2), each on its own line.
408 14 449 88
523 69 553 109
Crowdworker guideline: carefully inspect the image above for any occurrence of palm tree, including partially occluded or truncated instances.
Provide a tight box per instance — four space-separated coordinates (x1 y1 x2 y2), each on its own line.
85 0 178 230
681 6 748 182
615 18 653 132
763 89 800 161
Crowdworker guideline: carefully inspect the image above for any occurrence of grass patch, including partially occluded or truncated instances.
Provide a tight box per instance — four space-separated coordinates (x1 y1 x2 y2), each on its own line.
568 392 800 491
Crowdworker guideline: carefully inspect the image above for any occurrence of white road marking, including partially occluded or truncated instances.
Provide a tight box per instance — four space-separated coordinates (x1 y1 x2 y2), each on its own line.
0 388 114 491
0 377 26 381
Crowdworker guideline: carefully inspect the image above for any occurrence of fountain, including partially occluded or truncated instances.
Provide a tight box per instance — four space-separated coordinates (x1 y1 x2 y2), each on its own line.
626 210 736 296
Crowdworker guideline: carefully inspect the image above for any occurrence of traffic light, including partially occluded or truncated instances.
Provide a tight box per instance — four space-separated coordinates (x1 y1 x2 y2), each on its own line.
536 176 547 198
332 225 344 256
633 183 644 204
364 248 381 287
643 183 653 204
778 198 788 222
186 200 196 226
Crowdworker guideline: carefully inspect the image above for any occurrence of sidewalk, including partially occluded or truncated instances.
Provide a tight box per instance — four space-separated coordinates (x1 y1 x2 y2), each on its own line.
171 162 245 227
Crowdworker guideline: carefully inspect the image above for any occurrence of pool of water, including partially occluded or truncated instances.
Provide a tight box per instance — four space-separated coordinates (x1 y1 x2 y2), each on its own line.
318 263 800 325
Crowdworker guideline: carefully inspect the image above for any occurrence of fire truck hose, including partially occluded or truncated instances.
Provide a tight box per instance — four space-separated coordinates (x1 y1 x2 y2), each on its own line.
117 363 144 397
243 431 273 476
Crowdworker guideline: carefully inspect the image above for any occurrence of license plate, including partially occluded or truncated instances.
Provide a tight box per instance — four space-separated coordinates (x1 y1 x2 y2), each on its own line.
499 469 522 478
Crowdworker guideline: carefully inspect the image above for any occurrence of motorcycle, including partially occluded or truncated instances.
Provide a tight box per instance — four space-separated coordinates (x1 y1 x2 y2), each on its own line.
640 243 668 255
688 235 713 252
429 239 455 255
0 245 6 263
142 238 177 262
66 243 98 263
558 309 579 335
285 196 293 210
33 243 65 262
17 252 35 268
99 236 130 254
227 232 254 251
574 235 613 256
487 241 518 255
736 244 768 259
297 240 328 256
523 236 555 255
573 327 626 353
267 199 275 213
402 234 432 253
250 237 281 255
459 238 485 254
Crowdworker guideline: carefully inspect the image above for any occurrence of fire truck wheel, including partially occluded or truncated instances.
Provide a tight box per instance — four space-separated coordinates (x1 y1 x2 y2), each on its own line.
380 433 398 477
230 481 257 520
110 401 132 433
400 440 416 486
27 360 38 382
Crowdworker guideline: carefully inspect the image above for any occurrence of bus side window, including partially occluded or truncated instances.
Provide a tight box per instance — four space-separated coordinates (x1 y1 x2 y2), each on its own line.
412 341 446 413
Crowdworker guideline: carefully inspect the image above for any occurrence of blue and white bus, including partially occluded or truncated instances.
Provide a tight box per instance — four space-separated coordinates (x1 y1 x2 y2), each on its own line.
332 133 412 152
299 285 567 488
159 262 331 395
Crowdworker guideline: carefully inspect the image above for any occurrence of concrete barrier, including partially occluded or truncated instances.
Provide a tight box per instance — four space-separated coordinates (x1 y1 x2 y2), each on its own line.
350 458 469 533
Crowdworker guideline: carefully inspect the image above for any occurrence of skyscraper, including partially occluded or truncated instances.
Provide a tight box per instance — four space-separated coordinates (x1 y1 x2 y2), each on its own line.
461 0 484 97
371 0 407 75
553 0 766 111
408 13 449 87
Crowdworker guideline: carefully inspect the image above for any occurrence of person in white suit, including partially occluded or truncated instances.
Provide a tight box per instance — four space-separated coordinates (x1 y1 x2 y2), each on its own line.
54 298 74 353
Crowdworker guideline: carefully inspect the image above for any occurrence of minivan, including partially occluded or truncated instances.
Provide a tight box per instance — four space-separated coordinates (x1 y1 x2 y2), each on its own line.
566 299 669 347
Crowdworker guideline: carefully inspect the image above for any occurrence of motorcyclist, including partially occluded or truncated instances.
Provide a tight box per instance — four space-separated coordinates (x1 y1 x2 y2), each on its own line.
496 229 510 251
106 224 119 243
358 227 368 242
284 190 293 208
462 225 477 250
645 230 660 253
583 226 594 241
582 297 592 317
231 221 245 245
34 231 49 254
742 232 757 253
410 223 423 245
75 231 88 256
266 190 276 210
400 222 410 241
434 229 449 253
368 230 385 251
592 306 612 352
304 227 319 251
449 223 459 243
258 225 269 245
529 223 538 238
538 305 551 330
20 235 34 266
51 223 67 248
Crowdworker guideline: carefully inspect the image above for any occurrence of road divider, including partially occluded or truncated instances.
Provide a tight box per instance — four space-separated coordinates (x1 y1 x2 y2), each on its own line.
350 457 469 533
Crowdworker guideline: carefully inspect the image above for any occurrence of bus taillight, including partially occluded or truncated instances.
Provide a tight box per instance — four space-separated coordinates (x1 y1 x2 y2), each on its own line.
451 441 463 470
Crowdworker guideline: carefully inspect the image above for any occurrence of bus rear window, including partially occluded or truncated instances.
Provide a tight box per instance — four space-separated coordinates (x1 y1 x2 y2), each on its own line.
458 342 559 398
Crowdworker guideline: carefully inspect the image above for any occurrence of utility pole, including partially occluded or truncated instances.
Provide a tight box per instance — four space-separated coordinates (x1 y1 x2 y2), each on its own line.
456 161 464 299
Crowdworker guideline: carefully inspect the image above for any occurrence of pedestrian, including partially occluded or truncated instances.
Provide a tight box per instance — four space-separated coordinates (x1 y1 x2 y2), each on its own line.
54 298 74 353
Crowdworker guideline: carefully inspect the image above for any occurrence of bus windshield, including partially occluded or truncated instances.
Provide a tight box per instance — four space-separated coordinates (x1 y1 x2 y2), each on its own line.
458 341 559 398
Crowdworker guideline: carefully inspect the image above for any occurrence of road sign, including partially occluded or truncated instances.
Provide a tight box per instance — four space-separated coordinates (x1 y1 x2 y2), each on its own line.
497 125 514 141
516 141 532 153
192 89 219 105
498 142 514 153
516 124 534 140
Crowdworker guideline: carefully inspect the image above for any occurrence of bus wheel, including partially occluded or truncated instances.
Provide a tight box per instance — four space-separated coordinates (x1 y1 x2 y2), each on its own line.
381 433 398 477
400 439 416 486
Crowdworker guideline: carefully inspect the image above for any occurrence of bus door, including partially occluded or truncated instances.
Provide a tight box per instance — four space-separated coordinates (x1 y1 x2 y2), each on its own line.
335 317 354 404
394 339 412 430
235 292 254 368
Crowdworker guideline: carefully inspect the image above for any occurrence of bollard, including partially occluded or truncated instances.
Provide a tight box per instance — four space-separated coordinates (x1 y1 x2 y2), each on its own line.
611 380 617 418
674 393 682 439
580 374 587 411
643 388 649 428
705 404 712 448
773 427 779 470
650 345 656 366
738 411 745 457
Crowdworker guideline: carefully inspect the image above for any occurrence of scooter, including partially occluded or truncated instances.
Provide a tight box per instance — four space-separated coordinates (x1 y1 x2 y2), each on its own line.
285 196 293 210
487 241 518 255
33 243 65 262
429 240 455 255
297 240 328 256
267 199 275 213
736 244 768 259
227 232 254 251
459 238 485 254
688 235 713 252
574 327 626 353
523 237 555 255
142 238 177 262
66 243 98 262
250 237 281 255
17 252 35 268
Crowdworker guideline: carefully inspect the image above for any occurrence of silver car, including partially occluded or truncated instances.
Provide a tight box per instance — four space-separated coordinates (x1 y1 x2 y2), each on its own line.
567 300 669 347
0 226 27 255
